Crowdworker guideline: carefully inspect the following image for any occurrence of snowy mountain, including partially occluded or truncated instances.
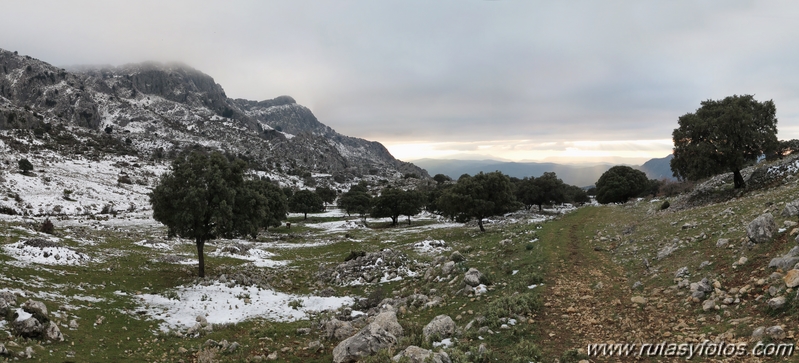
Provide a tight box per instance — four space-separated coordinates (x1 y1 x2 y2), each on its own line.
0 49 426 182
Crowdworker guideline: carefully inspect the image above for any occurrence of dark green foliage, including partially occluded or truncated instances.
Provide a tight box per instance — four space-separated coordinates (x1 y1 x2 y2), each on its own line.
149 151 278 277
18 158 33 174
288 189 324 219
563 184 590 205
437 171 521 232
339 187 372 221
40 218 55 234
671 95 779 189
433 173 452 184
371 187 425 226
484 292 541 328
595 166 649 204
515 172 567 211
249 179 287 230
314 186 337 209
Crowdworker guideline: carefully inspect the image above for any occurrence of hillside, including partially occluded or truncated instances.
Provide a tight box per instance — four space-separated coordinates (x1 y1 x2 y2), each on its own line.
0 49 426 183
2 144 799 361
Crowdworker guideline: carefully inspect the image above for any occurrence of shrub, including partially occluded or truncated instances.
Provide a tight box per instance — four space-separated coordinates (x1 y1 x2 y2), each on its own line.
660 200 670 210
658 179 694 197
18 158 33 174
40 218 55 234
117 175 133 184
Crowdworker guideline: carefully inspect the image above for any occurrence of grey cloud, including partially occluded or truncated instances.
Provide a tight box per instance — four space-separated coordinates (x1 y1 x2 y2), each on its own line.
2 1 799 159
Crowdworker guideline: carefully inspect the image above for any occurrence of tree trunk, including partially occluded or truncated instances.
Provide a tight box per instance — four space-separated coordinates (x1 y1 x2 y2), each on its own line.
733 169 746 189
391 216 398 226
537 204 543 212
478 219 485 232
304 212 308 219
196 238 205 278
407 215 411 225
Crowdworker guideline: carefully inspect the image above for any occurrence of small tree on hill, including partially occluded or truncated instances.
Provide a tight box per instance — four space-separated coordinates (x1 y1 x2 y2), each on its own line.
374 188 425 226
437 171 520 232
339 185 372 223
595 165 649 204
288 190 324 219
671 94 779 189
150 151 271 277
314 186 337 210
18 158 33 174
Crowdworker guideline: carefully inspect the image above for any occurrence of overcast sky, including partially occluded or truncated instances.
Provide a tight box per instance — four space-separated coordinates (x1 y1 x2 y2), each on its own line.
3 1 799 163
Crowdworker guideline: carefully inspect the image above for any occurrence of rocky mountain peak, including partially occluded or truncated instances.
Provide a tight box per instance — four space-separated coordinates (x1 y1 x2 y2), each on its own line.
0 48 427 182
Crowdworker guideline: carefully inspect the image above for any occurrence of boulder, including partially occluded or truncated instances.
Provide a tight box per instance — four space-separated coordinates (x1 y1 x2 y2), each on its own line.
768 256 799 270
716 238 729 248
392 346 451 363
781 199 799 218
768 296 787 310
675 267 689 278
372 311 403 338
423 315 456 340
701 299 715 311
325 318 358 341
14 317 42 338
332 323 399 363
784 269 799 288
43 321 64 341
22 300 49 322
463 268 484 287
747 213 777 244
441 261 456 275
766 325 786 340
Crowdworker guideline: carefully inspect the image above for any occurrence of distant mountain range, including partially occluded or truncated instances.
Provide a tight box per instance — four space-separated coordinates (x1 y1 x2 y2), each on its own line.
411 155 675 187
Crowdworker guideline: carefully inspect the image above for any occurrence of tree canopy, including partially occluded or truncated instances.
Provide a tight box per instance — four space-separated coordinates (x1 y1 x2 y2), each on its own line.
288 190 325 219
314 186 337 210
150 151 283 277
437 171 520 232
18 158 33 174
670 95 779 188
371 187 425 226
595 165 649 204
339 187 372 221
514 172 567 211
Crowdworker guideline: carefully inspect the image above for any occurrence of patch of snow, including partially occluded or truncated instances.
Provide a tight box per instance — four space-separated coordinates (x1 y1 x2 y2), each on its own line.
14 308 32 322
3 240 90 266
474 284 488 295
527 284 542 290
413 239 450 254
433 338 454 348
135 282 353 331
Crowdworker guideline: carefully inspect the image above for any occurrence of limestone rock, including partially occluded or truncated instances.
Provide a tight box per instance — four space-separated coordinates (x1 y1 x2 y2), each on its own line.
392 346 451 363
423 315 456 340
463 268 484 287
781 199 799 218
332 323 399 363
14 317 42 338
630 296 647 305
43 321 64 341
325 318 358 341
784 269 799 288
702 299 715 311
441 261 456 275
768 296 787 309
372 311 403 338
747 213 777 243
766 325 786 340
22 300 48 322
716 238 729 248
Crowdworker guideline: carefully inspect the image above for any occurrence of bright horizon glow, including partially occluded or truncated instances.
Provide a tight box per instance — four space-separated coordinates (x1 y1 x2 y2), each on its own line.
384 139 674 164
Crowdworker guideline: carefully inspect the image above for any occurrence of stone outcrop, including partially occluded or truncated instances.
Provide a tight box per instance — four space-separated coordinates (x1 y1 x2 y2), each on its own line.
747 213 777 243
